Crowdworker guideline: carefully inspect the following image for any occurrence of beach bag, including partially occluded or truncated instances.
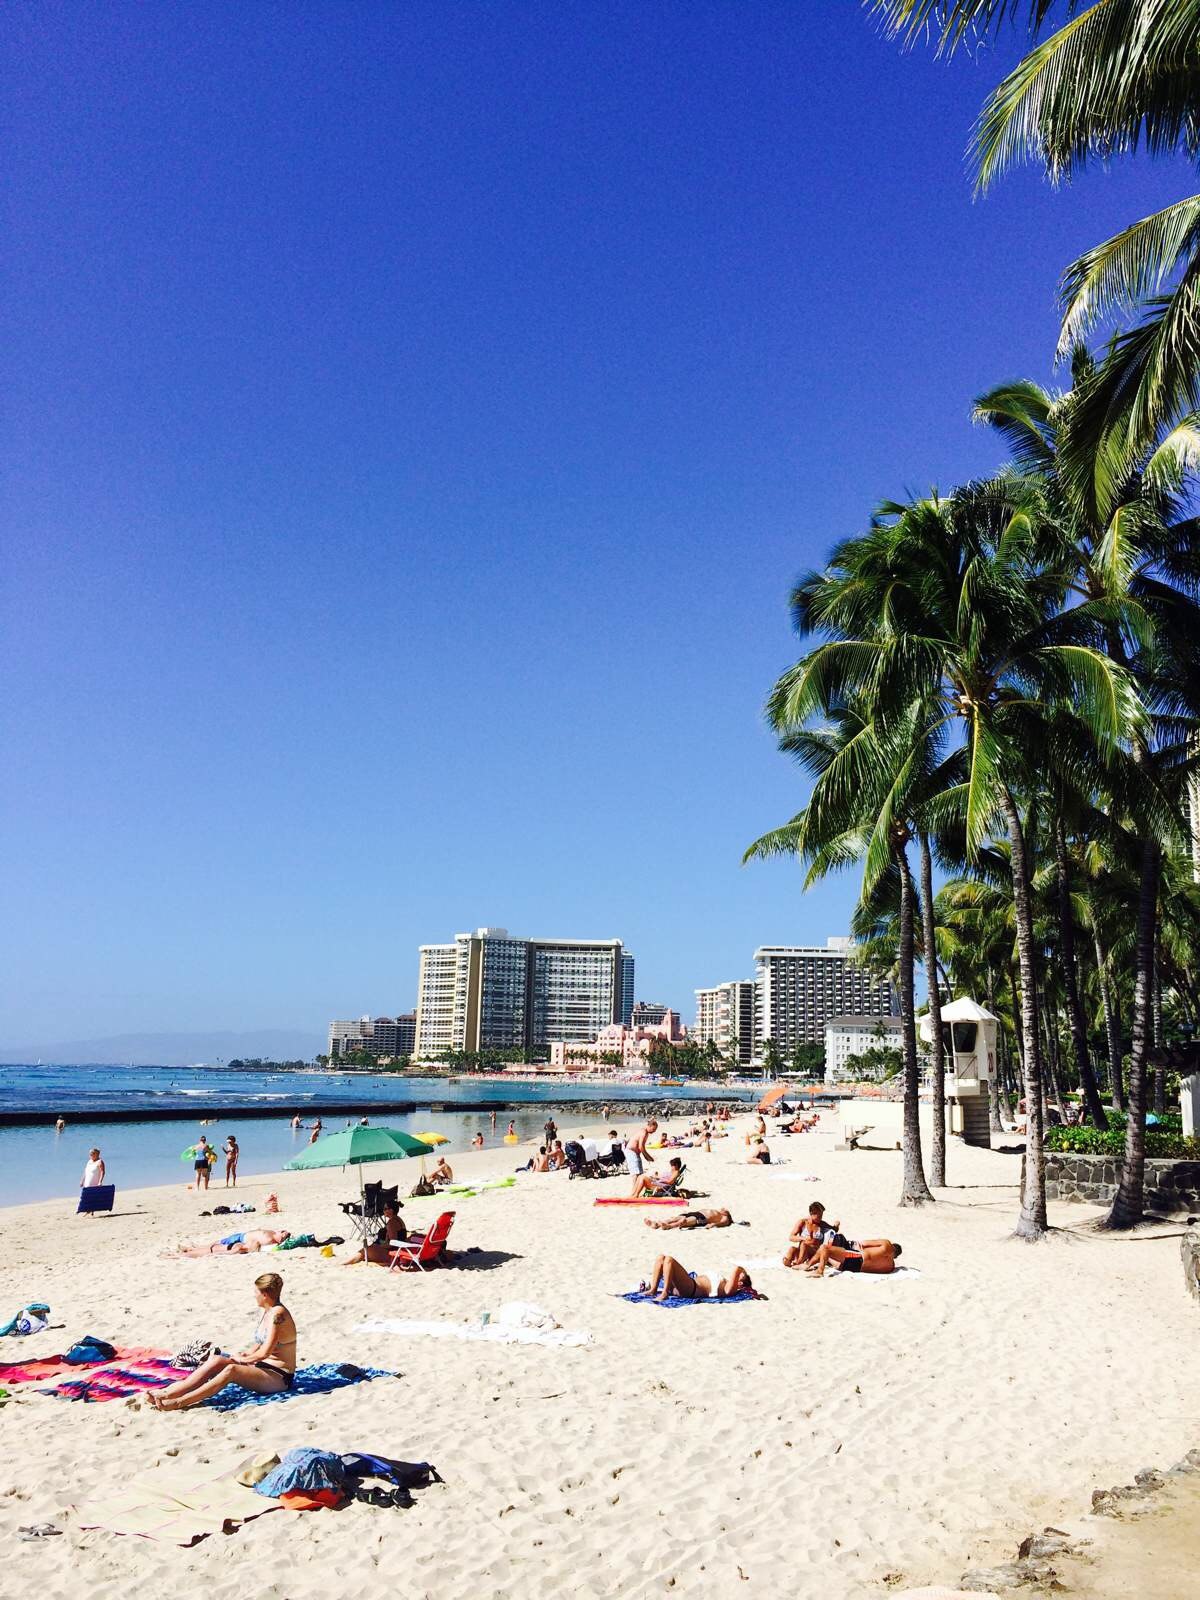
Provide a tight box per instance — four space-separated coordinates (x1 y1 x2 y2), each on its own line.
254 1448 350 1502
409 1176 436 1198
64 1335 116 1364
172 1338 212 1370
341 1453 441 1492
0 1303 51 1337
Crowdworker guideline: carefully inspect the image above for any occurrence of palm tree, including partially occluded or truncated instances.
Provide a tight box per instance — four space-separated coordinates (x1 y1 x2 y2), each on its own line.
770 479 1141 1236
873 1 1200 504
746 692 940 1204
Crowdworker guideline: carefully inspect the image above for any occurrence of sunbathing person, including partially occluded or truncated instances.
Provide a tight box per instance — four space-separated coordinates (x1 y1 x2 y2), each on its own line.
644 1207 733 1231
631 1156 685 1198
430 1155 454 1186
747 1138 771 1165
807 1238 902 1277
783 1201 839 1269
642 1255 760 1300
150 1272 296 1410
167 1227 291 1257
342 1201 406 1266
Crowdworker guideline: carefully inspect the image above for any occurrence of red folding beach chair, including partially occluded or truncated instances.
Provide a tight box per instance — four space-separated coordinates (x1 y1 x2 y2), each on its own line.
388 1210 456 1272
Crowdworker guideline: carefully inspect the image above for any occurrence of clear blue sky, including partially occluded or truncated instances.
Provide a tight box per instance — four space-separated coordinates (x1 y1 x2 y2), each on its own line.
3 3 1186 1046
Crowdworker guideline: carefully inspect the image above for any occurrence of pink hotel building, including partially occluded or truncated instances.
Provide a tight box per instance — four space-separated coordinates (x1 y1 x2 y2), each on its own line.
548 1009 686 1071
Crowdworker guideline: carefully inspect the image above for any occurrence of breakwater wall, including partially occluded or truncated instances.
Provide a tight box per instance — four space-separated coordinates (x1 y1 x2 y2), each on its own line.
0 1094 749 1129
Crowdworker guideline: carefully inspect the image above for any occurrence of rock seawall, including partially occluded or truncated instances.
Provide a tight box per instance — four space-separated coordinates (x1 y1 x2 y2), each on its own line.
1043 1152 1200 1213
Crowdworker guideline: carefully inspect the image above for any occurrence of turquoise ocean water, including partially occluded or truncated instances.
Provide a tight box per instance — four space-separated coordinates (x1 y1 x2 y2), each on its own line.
0 1063 746 1207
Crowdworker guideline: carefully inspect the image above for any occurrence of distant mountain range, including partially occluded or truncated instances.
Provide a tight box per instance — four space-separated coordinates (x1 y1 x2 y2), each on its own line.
0 1029 325 1066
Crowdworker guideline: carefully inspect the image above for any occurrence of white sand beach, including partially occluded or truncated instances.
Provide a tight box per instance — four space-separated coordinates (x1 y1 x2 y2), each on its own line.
0 1103 1195 1599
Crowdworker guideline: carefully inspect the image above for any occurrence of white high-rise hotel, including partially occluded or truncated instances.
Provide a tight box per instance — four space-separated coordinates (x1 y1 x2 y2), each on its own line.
695 938 896 1062
415 928 633 1058
755 937 895 1051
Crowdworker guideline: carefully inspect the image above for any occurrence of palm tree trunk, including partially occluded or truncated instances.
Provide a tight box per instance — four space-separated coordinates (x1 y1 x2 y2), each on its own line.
918 832 946 1186
1000 788 1048 1240
1041 995 1065 1123
1093 931 1125 1111
986 968 1004 1131
1152 939 1165 1116
897 845 934 1206
1054 821 1107 1127
1105 840 1160 1229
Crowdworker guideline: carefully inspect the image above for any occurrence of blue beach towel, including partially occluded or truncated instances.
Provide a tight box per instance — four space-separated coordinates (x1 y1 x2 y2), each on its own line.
617 1291 760 1307
205 1362 393 1411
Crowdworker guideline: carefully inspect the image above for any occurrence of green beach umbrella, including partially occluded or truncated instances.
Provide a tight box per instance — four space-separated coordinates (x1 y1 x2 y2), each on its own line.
283 1124 429 1206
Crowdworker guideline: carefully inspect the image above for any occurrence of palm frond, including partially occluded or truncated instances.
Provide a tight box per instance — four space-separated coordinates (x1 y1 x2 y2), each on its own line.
1058 194 1200 354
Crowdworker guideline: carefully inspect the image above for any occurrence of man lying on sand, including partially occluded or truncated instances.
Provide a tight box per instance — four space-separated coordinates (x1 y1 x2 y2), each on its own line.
783 1201 840 1269
807 1238 902 1276
150 1272 296 1410
166 1228 291 1257
642 1255 760 1301
644 1207 733 1231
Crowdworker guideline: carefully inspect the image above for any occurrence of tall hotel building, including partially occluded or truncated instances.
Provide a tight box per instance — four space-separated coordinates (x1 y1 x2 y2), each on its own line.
415 928 634 1057
754 937 896 1051
692 980 758 1066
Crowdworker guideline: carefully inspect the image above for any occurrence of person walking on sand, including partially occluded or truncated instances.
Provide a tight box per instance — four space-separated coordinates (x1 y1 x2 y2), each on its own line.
193 1136 212 1191
224 1134 239 1187
149 1272 296 1410
81 1147 105 1188
625 1118 658 1188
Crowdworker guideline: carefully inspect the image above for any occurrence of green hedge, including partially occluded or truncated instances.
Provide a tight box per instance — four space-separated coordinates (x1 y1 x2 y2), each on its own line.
1046 1123 1200 1160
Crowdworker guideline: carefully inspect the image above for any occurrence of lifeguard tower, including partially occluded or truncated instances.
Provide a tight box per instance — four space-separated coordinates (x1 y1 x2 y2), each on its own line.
920 997 997 1149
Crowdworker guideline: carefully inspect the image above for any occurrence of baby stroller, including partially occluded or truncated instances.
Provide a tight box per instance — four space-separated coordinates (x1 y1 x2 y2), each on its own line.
564 1140 604 1180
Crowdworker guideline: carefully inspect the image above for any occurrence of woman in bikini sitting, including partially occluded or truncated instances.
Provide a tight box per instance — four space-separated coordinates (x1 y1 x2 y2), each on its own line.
806 1239 901 1277
643 1255 760 1300
150 1272 297 1411
342 1201 406 1266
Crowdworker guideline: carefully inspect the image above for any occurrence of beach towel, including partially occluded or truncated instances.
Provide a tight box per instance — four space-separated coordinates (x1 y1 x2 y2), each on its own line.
732 1257 787 1271
765 1173 820 1183
0 1303 51 1337
593 1197 687 1207
74 1459 282 1545
205 1362 394 1411
43 1356 188 1402
446 1176 517 1197
354 1317 591 1348
1 1347 170 1387
617 1290 760 1307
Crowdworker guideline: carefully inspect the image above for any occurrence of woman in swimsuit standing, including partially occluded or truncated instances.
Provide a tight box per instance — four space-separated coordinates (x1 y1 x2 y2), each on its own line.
149 1272 297 1410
